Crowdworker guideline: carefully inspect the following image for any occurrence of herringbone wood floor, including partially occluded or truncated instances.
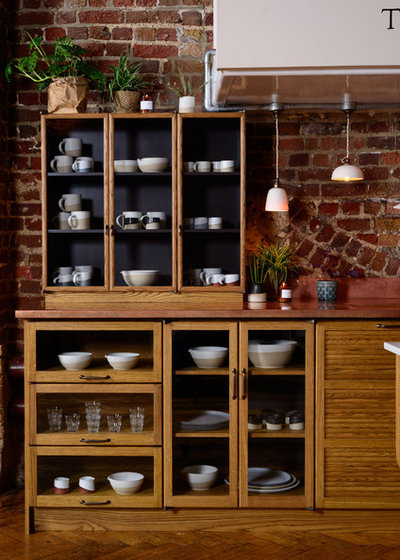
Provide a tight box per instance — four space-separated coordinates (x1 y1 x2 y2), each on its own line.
2 492 400 560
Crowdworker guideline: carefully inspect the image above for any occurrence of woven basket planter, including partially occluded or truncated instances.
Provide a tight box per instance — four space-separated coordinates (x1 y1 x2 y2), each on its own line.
114 90 140 113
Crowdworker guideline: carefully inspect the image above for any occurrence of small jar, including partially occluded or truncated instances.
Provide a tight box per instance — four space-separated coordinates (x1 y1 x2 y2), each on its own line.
285 409 300 425
140 93 153 113
266 413 283 431
54 476 70 495
248 414 262 430
278 282 292 303
261 409 275 428
289 412 305 431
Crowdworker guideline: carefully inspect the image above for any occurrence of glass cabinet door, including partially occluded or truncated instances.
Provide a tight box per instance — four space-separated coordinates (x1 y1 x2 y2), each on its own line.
239 321 314 508
110 114 176 291
164 321 239 507
42 114 109 291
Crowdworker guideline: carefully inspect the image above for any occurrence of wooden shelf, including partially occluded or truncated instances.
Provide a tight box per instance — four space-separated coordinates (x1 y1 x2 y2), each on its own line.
37 359 154 376
174 367 230 376
35 426 155 446
47 172 104 177
114 172 172 177
47 229 104 234
172 480 230 498
183 229 240 234
115 229 172 235
248 365 305 376
174 430 229 438
183 172 240 177
248 427 305 439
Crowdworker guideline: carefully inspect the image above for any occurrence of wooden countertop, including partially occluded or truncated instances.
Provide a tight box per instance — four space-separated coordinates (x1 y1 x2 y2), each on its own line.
15 299 400 319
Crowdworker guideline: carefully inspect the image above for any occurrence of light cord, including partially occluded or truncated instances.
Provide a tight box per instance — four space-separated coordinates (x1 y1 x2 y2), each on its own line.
346 111 350 162
275 111 279 182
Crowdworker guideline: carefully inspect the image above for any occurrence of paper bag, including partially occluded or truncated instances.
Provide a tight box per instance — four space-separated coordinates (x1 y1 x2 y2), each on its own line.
47 76 89 114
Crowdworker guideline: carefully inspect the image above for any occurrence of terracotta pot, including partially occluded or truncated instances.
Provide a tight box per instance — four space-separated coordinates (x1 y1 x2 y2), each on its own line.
114 90 140 113
47 76 89 114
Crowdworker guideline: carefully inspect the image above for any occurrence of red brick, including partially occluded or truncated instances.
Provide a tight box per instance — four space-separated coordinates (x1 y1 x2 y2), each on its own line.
89 26 111 40
321 183 367 197
68 27 88 39
365 201 382 214
346 239 361 258
44 0 64 6
79 10 124 23
359 153 380 166
342 202 361 215
90 0 108 5
296 239 314 259
357 233 378 244
17 92 39 105
134 44 178 58
312 154 331 167
367 136 396 150
147 10 181 23
182 10 202 25
309 217 321 233
125 10 148 22
137 0 157 4
105 43 127 56
279 138 305 151
45 27 66 41
337 218 370 232
56 11 76 23
318 203 338 215
135 28 156 41
288 153 309 167
316 224 335 243
309 248 325 268
372 252 388 272
112 27 133 40
381 152 400 165
14 11 54 25
375 218 400 232
321 137 338 150
156 28 177 41
386 258 400 275
357 247 376 267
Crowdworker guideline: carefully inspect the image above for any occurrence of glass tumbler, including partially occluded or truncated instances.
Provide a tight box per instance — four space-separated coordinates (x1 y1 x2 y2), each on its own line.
65 413 80 432
86 412 101 433
107 414 122 433
47 407 63 432
129 407 145 432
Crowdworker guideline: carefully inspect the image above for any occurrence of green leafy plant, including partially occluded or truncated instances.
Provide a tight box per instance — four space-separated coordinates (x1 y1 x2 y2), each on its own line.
248 248 269 285
260 242 307 295
108 53 149 100
168 67 207 97
5 33 106 90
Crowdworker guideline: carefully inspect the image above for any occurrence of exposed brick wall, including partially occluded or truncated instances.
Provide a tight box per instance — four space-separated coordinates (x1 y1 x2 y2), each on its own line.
5 1 400 359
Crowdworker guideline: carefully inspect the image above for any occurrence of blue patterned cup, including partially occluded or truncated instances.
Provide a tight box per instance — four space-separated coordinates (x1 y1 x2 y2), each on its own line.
317 280 338 302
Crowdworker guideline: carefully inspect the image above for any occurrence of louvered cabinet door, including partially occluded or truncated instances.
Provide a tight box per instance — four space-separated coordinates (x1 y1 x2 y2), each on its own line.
316 321 400 508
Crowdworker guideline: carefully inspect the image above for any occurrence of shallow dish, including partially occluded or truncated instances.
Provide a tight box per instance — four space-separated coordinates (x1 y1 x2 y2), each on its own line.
137 157 169 173
248 340 297 368
188 346 228 368
121 270 159 287
107 471 144 495
58 351 93 371
181 465 218 491
105 352 140 370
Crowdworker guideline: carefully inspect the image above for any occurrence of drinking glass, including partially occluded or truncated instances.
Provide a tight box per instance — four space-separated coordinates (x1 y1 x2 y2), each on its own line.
65 413 80 432
129 407 145 432
47 407 63 432
86 412 101 433
107 414 122 433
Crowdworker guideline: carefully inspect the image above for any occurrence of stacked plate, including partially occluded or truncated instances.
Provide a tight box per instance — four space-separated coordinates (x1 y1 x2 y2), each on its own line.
178 410 229 431
225 467 300 493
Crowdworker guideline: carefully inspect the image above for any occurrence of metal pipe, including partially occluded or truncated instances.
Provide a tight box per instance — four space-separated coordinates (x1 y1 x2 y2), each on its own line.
204 49 248 112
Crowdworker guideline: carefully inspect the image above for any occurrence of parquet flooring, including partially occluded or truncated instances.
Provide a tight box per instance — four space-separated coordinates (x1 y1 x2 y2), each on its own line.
2 492 400 560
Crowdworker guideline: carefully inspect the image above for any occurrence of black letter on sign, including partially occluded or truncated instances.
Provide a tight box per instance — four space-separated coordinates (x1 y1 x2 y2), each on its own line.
382 8 400 29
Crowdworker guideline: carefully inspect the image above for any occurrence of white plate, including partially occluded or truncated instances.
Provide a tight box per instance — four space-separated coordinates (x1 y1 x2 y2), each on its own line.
224 476 300 493
248 467 292 487
178 410 229 430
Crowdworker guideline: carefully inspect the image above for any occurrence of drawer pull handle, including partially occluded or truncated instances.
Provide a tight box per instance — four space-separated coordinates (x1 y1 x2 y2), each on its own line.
80 438 111 443
232 368 237 400
80 500 111 506
376 324 400 328
241 368 247 400
79 375 111 380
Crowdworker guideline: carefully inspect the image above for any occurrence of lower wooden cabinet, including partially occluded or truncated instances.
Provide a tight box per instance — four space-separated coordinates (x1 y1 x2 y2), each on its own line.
316 321 400 508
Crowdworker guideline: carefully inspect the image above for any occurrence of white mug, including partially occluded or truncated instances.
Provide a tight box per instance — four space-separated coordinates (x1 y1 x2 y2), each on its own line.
79 476 95 493
54 477 70 492
206 273 225 286
194 161 211 172
74 265 94 275
220 159 235 172
73 271 92 286
200 268 222 285
68 210 91 230
114 159 138 173
50 155 73 173
53 266 73 277
222 273 240 286
53 274 73 286
208 217 223 229
141 212 166 228
72 157 94 173
58 194 82 212
58 137 82 157
183 161 194 172
194 217 208 230
52 212 70 230
212 161 221 172
116 211 142 230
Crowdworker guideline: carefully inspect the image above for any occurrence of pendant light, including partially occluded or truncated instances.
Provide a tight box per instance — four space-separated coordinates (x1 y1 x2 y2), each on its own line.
265 105 289 212
331 105 364 182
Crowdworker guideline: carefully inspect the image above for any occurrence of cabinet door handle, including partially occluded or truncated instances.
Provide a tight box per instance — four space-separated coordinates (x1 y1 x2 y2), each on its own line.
110 224 114 236
179 224 183 236
232 368 237 400
376 324 400 328
80 500 111 506
80 438 111 443
105 224 109 235
79 375 111 380
241 368 247 400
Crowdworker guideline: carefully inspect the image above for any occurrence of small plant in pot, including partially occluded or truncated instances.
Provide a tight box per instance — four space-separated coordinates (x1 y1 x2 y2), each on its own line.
169 68 206 113
5 33 106 113
108 53 149 113
260 242 306 301
248 248 269 304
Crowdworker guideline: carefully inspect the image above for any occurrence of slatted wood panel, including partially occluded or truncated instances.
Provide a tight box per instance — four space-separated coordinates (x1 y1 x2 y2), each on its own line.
316 321 400 509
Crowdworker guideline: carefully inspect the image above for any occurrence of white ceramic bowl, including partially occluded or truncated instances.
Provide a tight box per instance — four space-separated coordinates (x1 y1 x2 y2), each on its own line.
181 465 218 491
105 352 140 370
107 472 144 495
248 340 297 368
121 270 159 287
114 159 138 172
137 157 169 173
58 351 93 370
188 346 228 368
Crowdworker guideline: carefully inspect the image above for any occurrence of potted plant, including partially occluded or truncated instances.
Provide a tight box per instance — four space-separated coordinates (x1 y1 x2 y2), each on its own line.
169 68 206 113
108 53 149 113
260 242 306 300
247 248 269 304
5 33 105 113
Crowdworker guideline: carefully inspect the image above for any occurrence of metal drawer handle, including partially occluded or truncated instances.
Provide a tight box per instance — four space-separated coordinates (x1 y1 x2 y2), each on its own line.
376 324 400 329
232 368 237 400
241 368 247 400
80 438 111 443
80 500 111 506
79 375 111 380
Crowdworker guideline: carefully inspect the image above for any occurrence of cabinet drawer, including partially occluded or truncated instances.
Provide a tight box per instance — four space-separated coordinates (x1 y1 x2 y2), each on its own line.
28 446 162 509
29 384 161 446
25 320 162 383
